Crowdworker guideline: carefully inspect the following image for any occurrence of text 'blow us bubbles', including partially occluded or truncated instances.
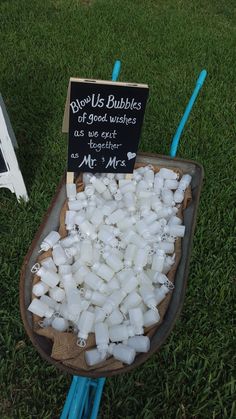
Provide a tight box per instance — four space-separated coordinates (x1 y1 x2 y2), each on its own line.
64 79 149 173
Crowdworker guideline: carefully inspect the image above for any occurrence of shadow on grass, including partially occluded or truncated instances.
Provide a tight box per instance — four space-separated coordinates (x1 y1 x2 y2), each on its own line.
0 63 61 193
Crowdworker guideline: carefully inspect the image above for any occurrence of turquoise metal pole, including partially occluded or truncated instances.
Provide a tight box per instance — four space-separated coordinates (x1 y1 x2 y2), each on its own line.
68 377 88 419
112 60 121 81
61 377 79 419
90 378 106 419
170 69 207 157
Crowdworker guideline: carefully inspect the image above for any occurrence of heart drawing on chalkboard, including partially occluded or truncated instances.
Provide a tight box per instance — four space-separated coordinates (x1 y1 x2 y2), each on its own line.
127 152 136 160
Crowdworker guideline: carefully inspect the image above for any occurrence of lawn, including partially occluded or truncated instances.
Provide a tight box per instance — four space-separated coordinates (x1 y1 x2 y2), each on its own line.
0 0 235 417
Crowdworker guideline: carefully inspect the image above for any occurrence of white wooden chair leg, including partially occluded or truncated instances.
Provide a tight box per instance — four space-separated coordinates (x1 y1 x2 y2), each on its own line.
12 173 28 202
0 100 28 202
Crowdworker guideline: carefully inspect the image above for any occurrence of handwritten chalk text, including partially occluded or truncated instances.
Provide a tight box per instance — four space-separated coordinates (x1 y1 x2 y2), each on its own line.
88 139 122 153
70 94 142 113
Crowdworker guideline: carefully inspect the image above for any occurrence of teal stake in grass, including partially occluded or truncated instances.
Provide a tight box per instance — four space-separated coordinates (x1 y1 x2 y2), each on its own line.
111 60 121 81
170 70 207 157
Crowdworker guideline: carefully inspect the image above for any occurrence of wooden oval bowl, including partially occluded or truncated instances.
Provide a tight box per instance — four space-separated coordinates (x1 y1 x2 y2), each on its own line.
20 153 203 377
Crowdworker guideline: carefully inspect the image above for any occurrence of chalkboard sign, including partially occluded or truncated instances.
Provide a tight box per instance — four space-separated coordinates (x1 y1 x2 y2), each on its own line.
64 79 149 173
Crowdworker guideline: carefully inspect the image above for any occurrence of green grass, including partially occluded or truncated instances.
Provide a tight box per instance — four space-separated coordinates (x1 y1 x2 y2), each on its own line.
0 0 235 417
